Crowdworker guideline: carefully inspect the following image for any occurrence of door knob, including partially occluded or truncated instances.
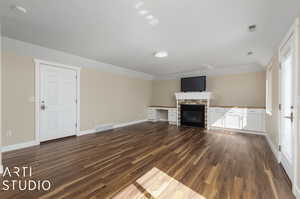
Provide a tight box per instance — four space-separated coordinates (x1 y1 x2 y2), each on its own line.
41 101 46 111
284 112 294 122
41 104 46 110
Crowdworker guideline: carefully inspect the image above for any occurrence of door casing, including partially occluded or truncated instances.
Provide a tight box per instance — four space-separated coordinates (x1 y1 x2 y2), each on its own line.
35 59 81 143
278 18 300 196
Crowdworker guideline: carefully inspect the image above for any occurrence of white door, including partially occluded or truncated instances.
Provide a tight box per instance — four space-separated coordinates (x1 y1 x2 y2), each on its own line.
40 64 78 142
279 38 295 180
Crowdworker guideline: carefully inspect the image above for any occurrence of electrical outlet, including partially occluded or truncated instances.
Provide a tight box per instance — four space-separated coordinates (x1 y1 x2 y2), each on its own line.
7 130 12 137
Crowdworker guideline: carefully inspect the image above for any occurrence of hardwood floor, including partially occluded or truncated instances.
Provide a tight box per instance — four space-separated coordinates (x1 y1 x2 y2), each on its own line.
0 122 295 199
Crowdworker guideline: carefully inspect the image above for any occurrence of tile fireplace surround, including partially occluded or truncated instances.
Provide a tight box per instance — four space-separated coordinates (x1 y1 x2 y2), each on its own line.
175 92 213 128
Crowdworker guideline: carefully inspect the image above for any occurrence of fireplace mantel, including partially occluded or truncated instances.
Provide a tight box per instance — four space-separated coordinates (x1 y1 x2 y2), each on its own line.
175 92 213 100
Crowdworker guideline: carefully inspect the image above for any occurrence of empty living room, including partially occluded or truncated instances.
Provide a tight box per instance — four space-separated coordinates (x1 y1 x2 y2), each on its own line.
1 0 300 199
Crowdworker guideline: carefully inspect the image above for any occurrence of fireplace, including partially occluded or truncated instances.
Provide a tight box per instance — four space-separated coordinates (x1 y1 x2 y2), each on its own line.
175 92 212 129
181 104 205 128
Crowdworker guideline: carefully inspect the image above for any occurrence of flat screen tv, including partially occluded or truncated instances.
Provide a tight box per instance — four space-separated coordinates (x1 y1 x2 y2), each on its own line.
181 76 206 92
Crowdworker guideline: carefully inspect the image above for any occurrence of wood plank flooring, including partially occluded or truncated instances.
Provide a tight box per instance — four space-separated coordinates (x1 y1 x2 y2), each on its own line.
0 122 295 199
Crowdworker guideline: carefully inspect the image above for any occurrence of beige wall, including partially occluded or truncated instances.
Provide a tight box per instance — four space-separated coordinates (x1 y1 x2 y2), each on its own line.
2 53 35 146
80 68 152 130
151 79 180 107
0 52 267 148
207 72 266 107
2 52 152 146
151 71 266 108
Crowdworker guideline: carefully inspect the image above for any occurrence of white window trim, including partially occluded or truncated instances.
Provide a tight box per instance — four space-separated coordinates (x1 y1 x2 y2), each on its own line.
266 62 273 115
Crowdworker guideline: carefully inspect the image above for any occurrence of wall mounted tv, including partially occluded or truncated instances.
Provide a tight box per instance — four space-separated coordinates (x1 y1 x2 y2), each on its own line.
181 76 206 92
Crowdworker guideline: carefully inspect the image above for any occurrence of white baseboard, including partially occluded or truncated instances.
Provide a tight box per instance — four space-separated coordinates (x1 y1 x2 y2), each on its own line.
265 134 280 163
294 185 300 199
114 119 147 128
77 129 98 136
78 125 114 136
0 164 3 174
1 120 148 152
293 185 300 199
78 119 148 136
209 127 266 136
78 124 114 136
1 141 40 153
158 119 168 122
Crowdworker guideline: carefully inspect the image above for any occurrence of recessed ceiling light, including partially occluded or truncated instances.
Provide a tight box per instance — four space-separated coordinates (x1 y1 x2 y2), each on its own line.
146 15 154 20
247 51 253 55
11 5 27 14
248 25 257 32
134 2 144 9
138 10 149 15
154 51 168 58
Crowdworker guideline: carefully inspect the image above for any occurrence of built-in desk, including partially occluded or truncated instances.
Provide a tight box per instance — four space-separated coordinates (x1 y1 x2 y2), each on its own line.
148 106 177 124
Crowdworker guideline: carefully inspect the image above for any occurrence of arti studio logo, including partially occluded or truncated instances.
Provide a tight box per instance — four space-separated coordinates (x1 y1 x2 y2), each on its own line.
1 166 52 191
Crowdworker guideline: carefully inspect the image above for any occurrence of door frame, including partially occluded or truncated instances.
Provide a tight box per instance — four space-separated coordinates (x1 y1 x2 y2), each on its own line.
278 18 299 195
34 59 81 143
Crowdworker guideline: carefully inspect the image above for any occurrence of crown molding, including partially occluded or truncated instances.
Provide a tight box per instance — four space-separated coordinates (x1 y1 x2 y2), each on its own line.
2 37 154 80
2 37 267 81
153 63 265 80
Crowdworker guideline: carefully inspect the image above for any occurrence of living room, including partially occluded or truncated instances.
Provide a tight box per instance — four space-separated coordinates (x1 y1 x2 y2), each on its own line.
0 1 300 199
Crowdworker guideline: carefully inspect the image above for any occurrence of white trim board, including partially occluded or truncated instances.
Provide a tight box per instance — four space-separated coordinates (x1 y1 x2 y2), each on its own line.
2 37 267 80
209 127 266 136
114 119 147 129
153 64 265 80
277 17 300 194
77 129 98 136
78 124 114 136
294 185 300 199
78 119 147 136
2 37 153 80
1 120 148 152
265 134 280 163
1 141 40 153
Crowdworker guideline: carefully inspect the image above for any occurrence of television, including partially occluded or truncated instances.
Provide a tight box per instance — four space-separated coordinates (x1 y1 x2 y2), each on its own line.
181 76 206 92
